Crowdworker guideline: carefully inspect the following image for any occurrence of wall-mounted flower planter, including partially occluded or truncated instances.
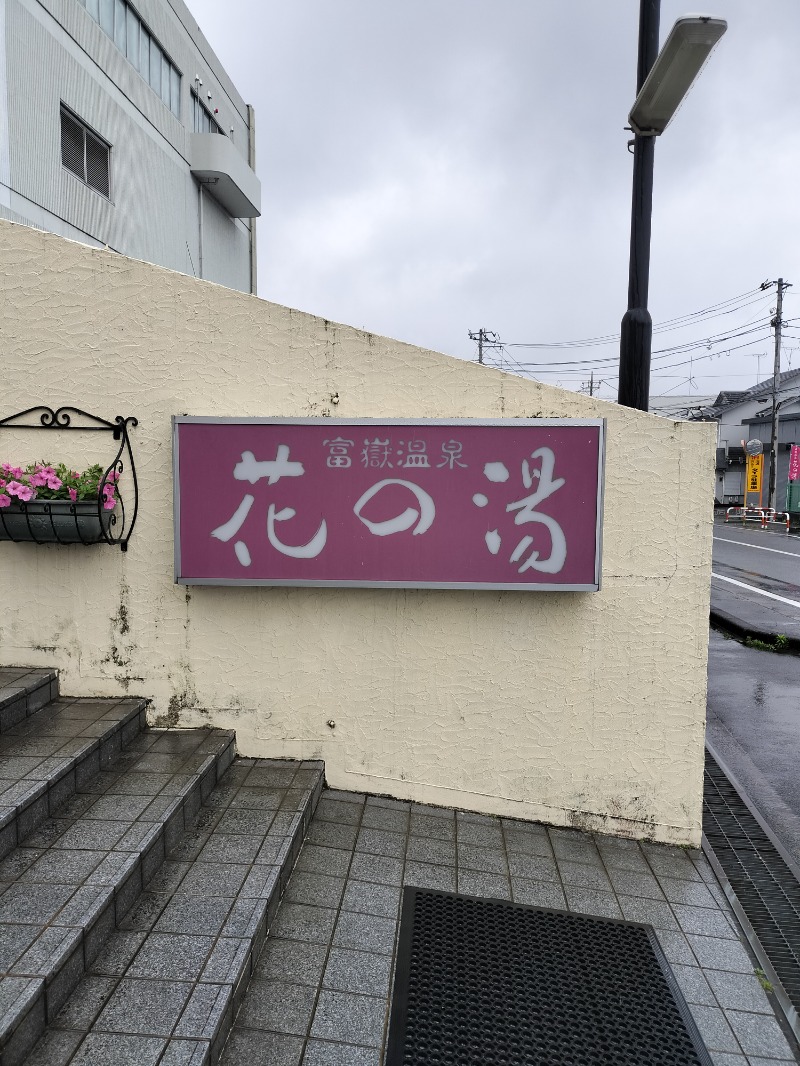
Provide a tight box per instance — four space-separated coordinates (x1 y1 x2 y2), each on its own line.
0 499 115 544
0 406 138 550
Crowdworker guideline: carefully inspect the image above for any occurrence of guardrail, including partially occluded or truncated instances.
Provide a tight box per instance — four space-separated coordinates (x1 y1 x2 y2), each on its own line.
725 506 790 532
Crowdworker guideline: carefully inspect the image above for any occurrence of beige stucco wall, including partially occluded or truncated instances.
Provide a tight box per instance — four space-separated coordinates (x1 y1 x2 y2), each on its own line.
0 221 716 844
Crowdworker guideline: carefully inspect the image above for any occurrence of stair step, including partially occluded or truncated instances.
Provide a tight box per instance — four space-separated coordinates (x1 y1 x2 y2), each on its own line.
0 669 58 734
25 757 324 1066
0 725 236 1066
0 696 148 864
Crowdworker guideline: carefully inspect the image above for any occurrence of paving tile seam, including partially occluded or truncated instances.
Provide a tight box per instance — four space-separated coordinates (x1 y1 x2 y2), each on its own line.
0 701 149 864
0 671 57 721
0 731 237 1064
30 760 323 1066
116 780 307 1053
233 790 398 1065
226 789 800 1066
0 736 227 889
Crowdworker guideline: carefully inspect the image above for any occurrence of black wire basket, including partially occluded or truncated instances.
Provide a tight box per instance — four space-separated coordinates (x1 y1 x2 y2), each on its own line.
0 407 138 550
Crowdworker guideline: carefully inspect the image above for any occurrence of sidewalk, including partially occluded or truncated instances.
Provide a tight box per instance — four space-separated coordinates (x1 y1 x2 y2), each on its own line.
221 788 800 1065
710 584 800 651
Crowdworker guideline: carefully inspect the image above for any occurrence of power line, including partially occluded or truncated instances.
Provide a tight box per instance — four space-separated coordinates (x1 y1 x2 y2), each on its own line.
485 333 778 381
502 286 767 351
479 284 791 394
499 323 776 370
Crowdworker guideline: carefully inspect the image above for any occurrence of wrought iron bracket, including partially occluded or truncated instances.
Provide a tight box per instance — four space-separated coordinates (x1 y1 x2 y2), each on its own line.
0 406 139 550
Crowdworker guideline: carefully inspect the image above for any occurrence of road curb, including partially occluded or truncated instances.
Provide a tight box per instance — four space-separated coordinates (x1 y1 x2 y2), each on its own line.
710 609 800 654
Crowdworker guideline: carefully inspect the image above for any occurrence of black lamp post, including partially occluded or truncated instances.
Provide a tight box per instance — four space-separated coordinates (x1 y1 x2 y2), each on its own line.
617 1 659 413
617 4 727 411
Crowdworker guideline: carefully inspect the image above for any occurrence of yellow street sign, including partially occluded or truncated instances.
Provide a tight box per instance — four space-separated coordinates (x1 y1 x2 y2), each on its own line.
746 454 763 494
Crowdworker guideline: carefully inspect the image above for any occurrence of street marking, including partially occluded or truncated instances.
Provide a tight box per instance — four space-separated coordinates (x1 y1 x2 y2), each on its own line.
716 525 800 541
714 537 800 559
712 572 800 610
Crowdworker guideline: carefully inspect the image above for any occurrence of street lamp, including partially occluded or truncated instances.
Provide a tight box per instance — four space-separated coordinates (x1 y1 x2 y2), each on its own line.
617 6 727 411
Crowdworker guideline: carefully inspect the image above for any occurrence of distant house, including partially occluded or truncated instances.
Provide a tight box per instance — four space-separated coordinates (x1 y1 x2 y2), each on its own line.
0 0 260 293
688 369 800 506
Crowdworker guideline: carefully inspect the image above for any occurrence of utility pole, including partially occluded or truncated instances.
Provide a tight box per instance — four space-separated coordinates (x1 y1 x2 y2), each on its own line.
468 329 500 366
768 278 792 510
589 371 595 397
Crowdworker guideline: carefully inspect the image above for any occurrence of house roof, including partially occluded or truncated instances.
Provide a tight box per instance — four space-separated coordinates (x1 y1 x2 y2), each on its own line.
712 390 748 406
690 368 800 421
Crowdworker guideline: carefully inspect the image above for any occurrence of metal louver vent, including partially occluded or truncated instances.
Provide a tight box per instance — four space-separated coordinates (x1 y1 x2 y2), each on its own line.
60 110 84 179
60 106 111 198
85 131 110 198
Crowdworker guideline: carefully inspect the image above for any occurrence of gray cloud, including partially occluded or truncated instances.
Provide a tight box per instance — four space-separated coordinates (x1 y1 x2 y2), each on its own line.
189 0 800 401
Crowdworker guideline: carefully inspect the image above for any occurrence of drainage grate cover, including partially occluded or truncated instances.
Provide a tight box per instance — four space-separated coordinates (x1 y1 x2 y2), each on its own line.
387 888 712 1066
704 750 800 1010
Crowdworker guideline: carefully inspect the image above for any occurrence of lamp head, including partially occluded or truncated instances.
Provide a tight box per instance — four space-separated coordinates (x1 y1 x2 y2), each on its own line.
628 16 727 136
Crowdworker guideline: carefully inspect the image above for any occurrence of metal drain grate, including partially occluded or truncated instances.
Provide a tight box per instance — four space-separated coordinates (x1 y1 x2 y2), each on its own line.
704 750 800 1008
387 888 712 1066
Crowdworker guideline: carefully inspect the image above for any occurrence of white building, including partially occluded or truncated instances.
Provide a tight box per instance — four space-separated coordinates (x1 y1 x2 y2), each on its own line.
0 0 260 293
689 369 800 506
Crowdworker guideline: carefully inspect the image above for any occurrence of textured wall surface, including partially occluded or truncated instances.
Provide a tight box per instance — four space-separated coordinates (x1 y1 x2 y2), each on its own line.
0 222 717 844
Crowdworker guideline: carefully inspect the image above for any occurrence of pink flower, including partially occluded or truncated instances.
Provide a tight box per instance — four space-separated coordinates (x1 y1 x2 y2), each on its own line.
68 488 77 502
29 471 49 487
46 476 62 490
0 478 5 489
6 480 35 501
103 498 116 510
0 494 10 508
3 465 24 479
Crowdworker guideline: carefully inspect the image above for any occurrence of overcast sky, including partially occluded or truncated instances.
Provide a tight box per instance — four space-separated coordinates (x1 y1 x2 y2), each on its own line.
187 1 800 407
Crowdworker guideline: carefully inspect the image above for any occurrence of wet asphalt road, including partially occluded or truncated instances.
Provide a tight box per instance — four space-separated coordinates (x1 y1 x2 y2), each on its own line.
707 628 800 868
712 520 800 636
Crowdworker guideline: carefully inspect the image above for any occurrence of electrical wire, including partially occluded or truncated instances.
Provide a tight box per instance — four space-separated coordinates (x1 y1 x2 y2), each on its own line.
501 286 767 351
501 323 775 370
475 285 792 396
485 333 778 381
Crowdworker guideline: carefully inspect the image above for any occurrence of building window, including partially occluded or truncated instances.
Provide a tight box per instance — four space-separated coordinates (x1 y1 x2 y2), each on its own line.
191 91 225 135
76 0 181 117
60 106 111 198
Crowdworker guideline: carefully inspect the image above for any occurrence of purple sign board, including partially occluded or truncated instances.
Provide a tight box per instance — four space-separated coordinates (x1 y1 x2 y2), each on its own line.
173 418 605 591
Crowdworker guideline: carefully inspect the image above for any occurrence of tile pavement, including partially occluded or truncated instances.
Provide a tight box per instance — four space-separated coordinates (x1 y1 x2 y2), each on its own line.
0 705 234 1065
25 757 324 1065
1 662 796 1065
0 668 57 735
222 790 800 1066
0 690 148 863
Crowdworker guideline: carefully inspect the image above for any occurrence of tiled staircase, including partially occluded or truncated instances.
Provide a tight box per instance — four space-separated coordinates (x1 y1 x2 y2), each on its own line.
4 669 799 1065
0 669 323 1066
